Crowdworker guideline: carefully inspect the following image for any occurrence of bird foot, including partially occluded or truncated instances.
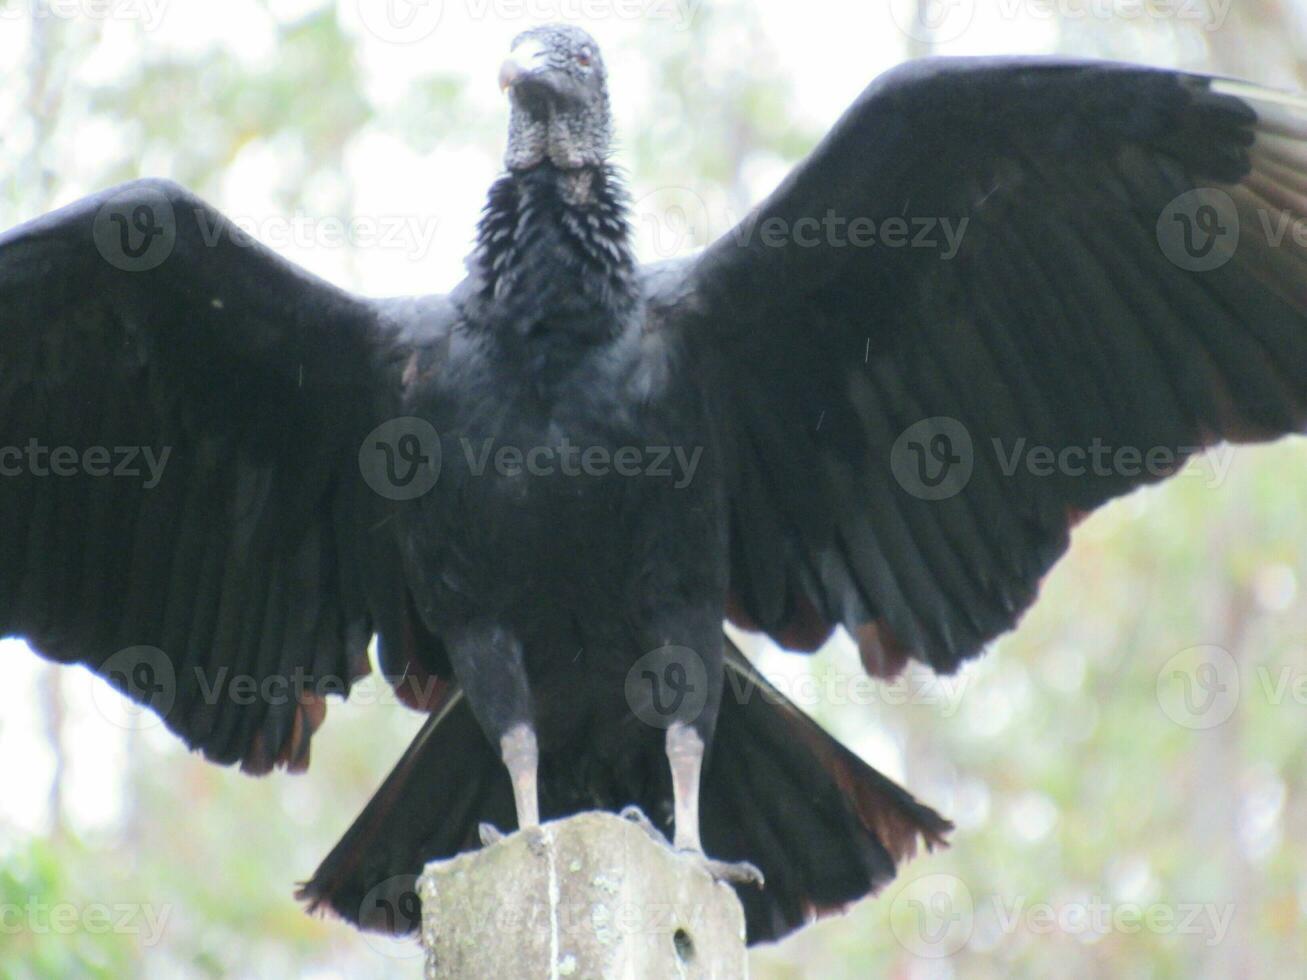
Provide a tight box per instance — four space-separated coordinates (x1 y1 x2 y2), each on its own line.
479 821 547 852
680 850 766 888
619 805 669 845
617 807 763 887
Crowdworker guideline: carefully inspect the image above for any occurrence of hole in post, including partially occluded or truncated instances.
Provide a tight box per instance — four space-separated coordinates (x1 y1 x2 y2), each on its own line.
673 927 695 963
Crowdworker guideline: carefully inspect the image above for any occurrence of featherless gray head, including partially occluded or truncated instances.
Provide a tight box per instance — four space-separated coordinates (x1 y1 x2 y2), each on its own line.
499 25 612 172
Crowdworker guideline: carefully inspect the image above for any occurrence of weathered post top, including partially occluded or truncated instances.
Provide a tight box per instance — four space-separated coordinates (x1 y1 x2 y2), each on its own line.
417 811 749 979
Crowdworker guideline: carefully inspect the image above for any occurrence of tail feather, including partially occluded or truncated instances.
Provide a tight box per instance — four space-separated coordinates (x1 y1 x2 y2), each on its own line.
296 688 515 930
707 640 951 942
298 638 951 947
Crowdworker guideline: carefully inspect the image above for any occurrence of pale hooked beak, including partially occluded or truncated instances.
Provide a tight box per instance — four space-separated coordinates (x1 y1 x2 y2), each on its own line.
499 37 552 93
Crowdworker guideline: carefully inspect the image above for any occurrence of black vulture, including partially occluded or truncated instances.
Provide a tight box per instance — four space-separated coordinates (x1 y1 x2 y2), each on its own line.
5 22 1307 947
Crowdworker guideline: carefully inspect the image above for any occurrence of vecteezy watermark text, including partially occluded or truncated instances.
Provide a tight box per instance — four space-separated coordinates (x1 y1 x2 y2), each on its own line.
891 418 1237 502
890 0 1233 47
352 0 703 45
0 440 171 489
459 437 703 489
890 873 1235 958
727 211 970 258
622 645 969 730
357 421 704 502
192 210 443 261
0 0 170 31
0 898 173 947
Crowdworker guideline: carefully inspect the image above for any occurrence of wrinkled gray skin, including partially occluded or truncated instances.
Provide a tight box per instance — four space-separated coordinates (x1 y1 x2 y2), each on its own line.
502 24 613 173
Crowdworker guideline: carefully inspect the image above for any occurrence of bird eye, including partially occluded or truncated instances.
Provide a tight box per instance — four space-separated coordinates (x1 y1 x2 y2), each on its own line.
576 49 593 68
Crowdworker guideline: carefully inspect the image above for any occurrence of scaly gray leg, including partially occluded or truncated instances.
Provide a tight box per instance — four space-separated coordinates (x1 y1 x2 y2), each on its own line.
478 722 539 846
666 721 764 887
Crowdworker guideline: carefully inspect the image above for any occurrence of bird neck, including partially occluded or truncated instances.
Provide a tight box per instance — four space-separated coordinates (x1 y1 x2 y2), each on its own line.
473 162 639 346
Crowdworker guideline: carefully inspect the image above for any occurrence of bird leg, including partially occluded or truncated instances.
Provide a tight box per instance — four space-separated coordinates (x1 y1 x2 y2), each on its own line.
503 722 540 829
478 722 540 846
667 721 703 852
666 721 765 887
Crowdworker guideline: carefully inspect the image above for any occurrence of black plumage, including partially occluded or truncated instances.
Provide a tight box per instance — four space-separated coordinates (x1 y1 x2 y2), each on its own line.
7 23 1307 947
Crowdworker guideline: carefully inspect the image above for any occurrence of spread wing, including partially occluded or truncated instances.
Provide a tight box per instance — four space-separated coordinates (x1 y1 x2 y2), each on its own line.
0 178 452 773
652 57 1307 677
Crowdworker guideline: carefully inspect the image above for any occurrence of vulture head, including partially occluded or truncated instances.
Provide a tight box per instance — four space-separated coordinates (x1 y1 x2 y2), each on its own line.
499 24 612 172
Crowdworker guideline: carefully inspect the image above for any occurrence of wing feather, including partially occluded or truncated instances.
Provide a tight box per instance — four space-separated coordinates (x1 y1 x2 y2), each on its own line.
652 58 1307 674
0 178 452 771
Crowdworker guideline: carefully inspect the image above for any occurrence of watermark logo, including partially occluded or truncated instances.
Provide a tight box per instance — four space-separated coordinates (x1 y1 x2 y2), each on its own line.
889 0 976 43
92 185 176 272
1157 188 1240 273
356 0 444 44
1156 644 1240 730
91 646 176 731
890 872 975 958
625 645 709 729
889 0 977 43
891 417 974 501
359 417 442 501
631 186 712 260
359 875 424 959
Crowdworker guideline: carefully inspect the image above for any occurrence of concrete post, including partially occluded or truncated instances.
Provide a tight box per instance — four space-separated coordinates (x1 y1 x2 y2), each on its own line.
417 811 748 979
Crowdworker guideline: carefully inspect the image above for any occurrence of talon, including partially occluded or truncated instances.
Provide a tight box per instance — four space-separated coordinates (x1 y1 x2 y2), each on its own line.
523 825 547 856
479 821 506 847
707 858 765 888
681 851 765 888
620 805 667 843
